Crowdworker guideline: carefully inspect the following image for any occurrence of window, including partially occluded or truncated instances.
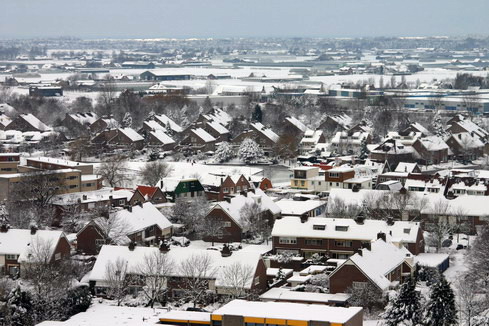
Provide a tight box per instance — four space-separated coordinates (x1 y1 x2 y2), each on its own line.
96 239 105 247
118 199 125 205
305 239 323 246
335 225 349 231
236 186 241 192
313 224 326 230
6 254 17 260
335 240 352 247
223 221 231 228
279 237 297 244
300 181 305 186
403 228 411 234
54 253 61 261
329 172 340 178
223 187 229 193
352 281 367 289
254 276 260 285
69 185 77 189
294 180 298 186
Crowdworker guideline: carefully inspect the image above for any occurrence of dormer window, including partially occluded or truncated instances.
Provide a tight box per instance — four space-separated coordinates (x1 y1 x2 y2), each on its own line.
403 228 411 234
335 225 349 231
313 224 326 230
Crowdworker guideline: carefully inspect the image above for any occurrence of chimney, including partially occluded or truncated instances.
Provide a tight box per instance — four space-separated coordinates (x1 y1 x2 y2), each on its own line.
386 217 394 226
377 232 386 242
362 242 371 251
356 248 363 256
128 242 136 251
300 214 308 223
82 195 87 200
224 197 231 203
159 241 170 252
220 177 223 185
221 244 232 257
109 195 113 200
355 213 365 225
160 180 164 189
30 225 37 235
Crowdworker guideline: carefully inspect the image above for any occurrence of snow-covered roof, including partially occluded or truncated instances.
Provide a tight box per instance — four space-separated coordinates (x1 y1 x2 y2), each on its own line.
331 131 369 145
371 139 415 155
143 119 166 131
68 112 98 126
272 216 420 243
420 192 489 216
449 132 484 149
206 120 229 135
20 113 51 131
260 288 350 304
212 188 281 228
150 130 175 145
394 162 418 173
0 103 17 115
276 199 326 216
408 122 431 136
113 202 172 234
285 116 307 133
0 113 11 127
117 128 144 142
99 118 119 129
160 177 199 192
51 188 133 205
301 129 324 144
452 120 488 139
212 300 362 324
251 122 279 143
191 128 216 143
89 245 262 290
340 239 412 291
326 113 352 129
417 136 449 151
202 108 232 126
414 253 449 268
0 229 65 260
154 114 183 133
28 156 93 168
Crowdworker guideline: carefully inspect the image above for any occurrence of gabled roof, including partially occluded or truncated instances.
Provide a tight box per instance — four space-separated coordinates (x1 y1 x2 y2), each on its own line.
336 239 412 290
149 130 175 145
285 116 307 133
416 136 449 151
206 120 229 135
211 188 281 228
191 128 216 143
89 245 262 290
136 185 159 198
68 112 99 126
251 122 279 143
117 128 144 142
0 229 66 262
153 114 183 133
395 162 418 173
114 202 172 234
19 113 51 131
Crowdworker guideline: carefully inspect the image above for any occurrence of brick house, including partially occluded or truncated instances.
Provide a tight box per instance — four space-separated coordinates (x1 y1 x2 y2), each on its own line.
250 176 273 191
89 117 119 134
76 202 172 255
61 112 98 137
446 133 484 161
369 139 416 167
89 245 268 298
204 188 281 243
232 122 279 155
5 113 51 132
135 185 167 204
180 128 217 152
272 216 424 259
0 227 71 276
107 128 145 150
412 136 449 165
201 174 252 201
329 239 415 293
318 113 352 135
147 130 176 151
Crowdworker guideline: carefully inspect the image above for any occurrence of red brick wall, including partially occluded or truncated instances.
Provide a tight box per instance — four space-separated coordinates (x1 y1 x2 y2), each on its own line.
204 208 242 243
329 263 371 293
77 224 104 255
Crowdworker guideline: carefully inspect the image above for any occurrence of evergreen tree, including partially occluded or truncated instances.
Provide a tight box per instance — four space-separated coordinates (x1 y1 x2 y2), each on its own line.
121 112 133 128
238 138 264 164
251 104 263 122
429 112 448 138
214 141 234 163
359 138 369 159
382 276 422 326
424 275 457 326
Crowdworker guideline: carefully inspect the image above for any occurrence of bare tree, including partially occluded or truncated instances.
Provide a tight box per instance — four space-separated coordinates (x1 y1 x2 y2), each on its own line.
456 273 483 326
346 283 384 314
220 262 255 299
425 200 452 252
140 161 173 186
179 253 216 307
240 201 272 242
104 258 130 306
172 196 209 235
137 251 174 308
95 212 131 246
97 155 128 187
198 215 226 246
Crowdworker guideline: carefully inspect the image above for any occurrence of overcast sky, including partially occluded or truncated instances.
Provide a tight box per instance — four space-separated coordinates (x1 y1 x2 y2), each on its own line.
1 0 488 39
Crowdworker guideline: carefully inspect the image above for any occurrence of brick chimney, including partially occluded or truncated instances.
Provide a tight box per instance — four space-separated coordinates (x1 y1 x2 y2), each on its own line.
30 225 38 235
128 242 136 251
0 224 9 233
377 232 386 242
159 241 170 252
221 244 232 257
